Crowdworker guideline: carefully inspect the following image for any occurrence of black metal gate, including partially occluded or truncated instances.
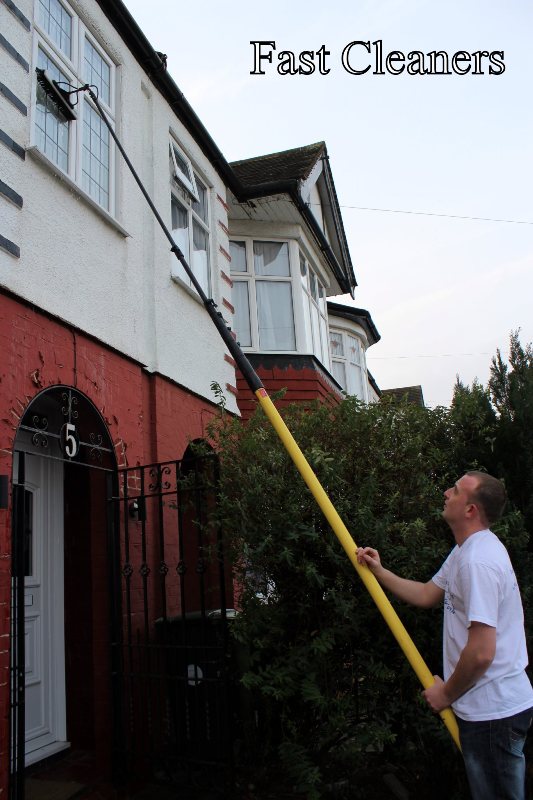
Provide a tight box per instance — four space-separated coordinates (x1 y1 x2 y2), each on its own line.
108 453 235 793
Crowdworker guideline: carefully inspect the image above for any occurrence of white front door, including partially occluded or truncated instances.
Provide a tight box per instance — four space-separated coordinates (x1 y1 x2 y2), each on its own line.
19 454 68 765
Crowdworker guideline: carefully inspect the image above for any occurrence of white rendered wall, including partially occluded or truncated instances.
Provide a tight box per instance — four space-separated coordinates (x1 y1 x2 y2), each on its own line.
0 0 238 413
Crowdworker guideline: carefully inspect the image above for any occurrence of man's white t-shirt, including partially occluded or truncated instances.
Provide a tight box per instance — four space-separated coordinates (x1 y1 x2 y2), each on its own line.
432 529 533 721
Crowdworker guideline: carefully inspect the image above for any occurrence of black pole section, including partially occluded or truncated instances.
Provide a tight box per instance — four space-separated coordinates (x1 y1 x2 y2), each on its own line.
87 88 263 395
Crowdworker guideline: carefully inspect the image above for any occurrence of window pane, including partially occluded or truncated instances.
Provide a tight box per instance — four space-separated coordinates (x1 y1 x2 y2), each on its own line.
254 241 290 277
171 197 190 281
319 284 326 314
230 241 247 273
192 176 208 223
256 281 295 350
82 100 110 209
232 281 251 347
331 361 346 391
329 331 344 357
84 38 111 106
311 304 321 358
301 296 313 352
36 48 70 171
299 252 308 286
310 271 319 302
192 220 209 293
348 363 365 400
348 335 361 365
38 0 72 58
320 316 329 366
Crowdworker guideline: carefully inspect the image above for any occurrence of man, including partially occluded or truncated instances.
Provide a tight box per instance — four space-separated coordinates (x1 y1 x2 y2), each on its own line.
357 471 533 800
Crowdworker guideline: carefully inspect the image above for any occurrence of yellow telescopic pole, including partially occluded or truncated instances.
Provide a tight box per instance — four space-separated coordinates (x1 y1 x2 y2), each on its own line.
255 388 461 751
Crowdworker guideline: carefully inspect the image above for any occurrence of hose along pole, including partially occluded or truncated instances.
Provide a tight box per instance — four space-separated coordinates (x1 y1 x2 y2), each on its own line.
86 87 460 751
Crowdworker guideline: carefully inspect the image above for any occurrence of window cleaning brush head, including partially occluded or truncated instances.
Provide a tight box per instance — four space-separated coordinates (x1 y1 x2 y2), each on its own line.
35 68 77 121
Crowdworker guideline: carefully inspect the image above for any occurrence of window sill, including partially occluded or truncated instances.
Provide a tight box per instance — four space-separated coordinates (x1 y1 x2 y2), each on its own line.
171 273 206 306
26 146 131 238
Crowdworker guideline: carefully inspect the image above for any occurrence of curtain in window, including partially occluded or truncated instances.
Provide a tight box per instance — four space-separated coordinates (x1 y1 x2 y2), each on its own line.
230 241 247 273
256 282 295 350
253 242 290 277
171 199 189 281
331 360 346 391
232 281 252 347
192 220 209 293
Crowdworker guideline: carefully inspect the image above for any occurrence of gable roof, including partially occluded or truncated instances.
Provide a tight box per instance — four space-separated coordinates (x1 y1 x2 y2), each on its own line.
381 386 425 406
232 142 326 188
229 144 356 295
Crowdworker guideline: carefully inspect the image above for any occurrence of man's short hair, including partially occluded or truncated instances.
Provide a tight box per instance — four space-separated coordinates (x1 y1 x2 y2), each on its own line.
466 471 507 526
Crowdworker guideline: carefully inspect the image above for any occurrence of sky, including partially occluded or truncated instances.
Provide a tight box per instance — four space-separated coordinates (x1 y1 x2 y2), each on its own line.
123 0 533 408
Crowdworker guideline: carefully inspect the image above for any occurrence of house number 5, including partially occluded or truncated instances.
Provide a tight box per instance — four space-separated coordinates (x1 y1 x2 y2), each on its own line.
61 422 80 458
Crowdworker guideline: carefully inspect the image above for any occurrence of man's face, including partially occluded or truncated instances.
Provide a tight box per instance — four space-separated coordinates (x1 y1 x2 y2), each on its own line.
442 474 479 526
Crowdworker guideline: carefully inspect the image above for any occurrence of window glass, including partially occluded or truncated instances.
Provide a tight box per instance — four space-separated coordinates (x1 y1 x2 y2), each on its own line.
230 241 247 273
331 360 346 391
256 281 295 350
254 242 290 277
320 316 329 366
192 220 209 292
36 48 70 171
348 335 360 365
310 271 319 302
329 331 344 357
192 176 208 223
299 252 308 285
301 296 313 352
82 99 110 209
84 38 111 105
171 197 190 269
38 0 72 58
232 281 252 347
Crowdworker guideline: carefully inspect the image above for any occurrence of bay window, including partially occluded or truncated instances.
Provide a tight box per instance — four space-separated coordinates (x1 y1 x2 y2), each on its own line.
33 0 116 212
329 328 368 401
230 240 296 351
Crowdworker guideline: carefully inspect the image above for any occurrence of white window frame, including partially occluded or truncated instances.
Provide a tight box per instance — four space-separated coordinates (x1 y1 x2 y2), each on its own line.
31 0 117 214
230 238 298 353
170 147 212 296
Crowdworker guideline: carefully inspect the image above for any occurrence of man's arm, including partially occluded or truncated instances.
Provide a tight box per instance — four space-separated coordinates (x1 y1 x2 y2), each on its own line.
356 546 444 608
423 622 496 712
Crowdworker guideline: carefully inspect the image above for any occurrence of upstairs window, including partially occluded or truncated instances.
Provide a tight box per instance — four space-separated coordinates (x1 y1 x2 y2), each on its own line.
299 252 329 366
170 149 210 295
230 240 296 351
329 328 368 401
33 0 116 213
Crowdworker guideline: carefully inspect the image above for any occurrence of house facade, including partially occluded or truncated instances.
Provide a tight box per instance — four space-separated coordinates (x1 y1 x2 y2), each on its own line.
0 0 380 796
227 143 380 418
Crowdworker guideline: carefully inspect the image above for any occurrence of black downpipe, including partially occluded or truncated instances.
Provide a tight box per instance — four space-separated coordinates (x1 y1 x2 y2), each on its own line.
87 88 263 396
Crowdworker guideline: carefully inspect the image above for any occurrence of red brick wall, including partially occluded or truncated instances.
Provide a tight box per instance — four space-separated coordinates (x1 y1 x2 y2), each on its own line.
236 355 343 421
0 290 223 791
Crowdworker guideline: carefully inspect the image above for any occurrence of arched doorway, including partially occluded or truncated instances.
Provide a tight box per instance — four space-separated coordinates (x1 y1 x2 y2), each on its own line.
10 386 116 795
